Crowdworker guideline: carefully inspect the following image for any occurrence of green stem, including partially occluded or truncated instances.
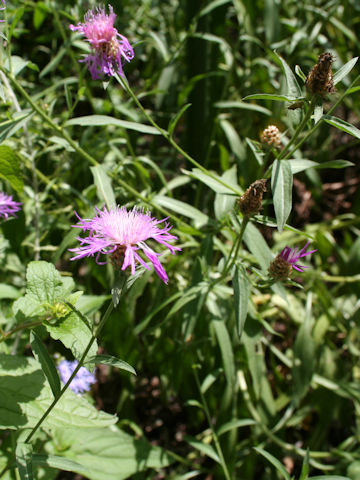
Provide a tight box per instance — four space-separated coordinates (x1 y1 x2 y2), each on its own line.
0 67 189 229
284 75 360 160
219 215 249 282
193 366 232 480
115 74 242 197
277 95 317 161
0 321 44 344
24 296 117 444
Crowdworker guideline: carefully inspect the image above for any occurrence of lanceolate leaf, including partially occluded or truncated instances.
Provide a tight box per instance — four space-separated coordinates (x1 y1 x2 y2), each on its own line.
232 265 250 338
271 159 293 232
90 165 116 209
30 331 61 399
86 355 136 376
333 56 358 85
253 447 291 480
323 115 360 140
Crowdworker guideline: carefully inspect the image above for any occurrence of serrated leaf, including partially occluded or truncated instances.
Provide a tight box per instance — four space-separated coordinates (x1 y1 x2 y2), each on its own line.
66 115 161 135
86 355 136 376
323 115 360 139
0 354 116 430
30 331 61 399
0 146 23 192
333 57 358 85
232 265 250 338
49 426 173 480
16 442 33 480
90 165 116 209
253 447 291 480
271 159 293 232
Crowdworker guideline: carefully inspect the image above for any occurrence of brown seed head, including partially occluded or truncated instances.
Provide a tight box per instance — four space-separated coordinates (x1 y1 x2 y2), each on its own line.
268 254 292 279
260 125 281 148
305 52 336 96
237 179 267 216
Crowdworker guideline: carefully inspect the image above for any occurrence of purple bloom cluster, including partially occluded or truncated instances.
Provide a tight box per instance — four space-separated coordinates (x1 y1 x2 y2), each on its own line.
57 360 96 394
279 241 317 272
69 5 134 79
0 193 21 219
69 206 180 284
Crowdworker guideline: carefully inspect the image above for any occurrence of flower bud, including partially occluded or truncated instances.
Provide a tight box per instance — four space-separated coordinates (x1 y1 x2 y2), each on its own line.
260 125 281 148
237 179 267 216
305 52 335 96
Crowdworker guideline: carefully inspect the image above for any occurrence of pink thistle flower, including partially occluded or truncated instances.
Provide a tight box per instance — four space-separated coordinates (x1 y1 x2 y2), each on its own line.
57 360 96 395
69 206 181 284
69 5 134 80
269 241 317 279
0 193 21 219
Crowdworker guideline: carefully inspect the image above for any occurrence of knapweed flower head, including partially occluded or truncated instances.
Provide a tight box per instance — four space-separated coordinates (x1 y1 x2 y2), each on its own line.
69 5 134 80
0 193 21 219
237 179 267 216
69 206 181 284
57 360 96 394
306 52 335 96
269 241 317 280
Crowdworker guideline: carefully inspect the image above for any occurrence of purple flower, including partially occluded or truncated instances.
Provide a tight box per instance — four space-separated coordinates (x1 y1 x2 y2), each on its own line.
0 193 21 219
269 241 317 279
279 241 317 272
57 360 96 394
69 5 134 80
69 206 181 284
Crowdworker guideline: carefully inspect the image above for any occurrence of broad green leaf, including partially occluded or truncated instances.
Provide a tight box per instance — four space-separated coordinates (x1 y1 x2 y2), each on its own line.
153 195 209 227
217 419 256 436
215 100 271 115
184 436 221 464
16 443 33 480
90 165 116 209
49 426 173 480
275 52 302 97
30 331 61 399
232 265 250 338
86 355 136 376
32 454 88 476
66 115 161 135
271 159 293 232
0 354 116 430
333 57 358 85
212 319 236 386
253 447 291 480
168 103 192 136
323 115 360 140
0 284 21 299
0 146 23 192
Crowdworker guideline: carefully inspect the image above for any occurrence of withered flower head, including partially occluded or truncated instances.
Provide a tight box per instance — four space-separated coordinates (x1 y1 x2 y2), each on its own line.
237 179 267 216
305 52 336 96
260 125 281 148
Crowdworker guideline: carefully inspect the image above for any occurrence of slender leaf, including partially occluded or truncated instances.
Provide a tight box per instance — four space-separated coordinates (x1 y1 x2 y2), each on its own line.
212 319 236 386
86 355 136 376
66 115 161 135
30 331 61 399
323 115 360 140
271 159 293 232
333 57 358 85
253 447 291 480
215 100 271 115
184 436 221 464
168 104 192 136
217 419 256 436
275 52 302 97
90 165 116 209
232 265 250 338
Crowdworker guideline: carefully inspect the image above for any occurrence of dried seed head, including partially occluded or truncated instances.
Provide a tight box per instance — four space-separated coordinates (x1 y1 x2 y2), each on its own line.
305 52 336 96
260 125 281 148
268 254 293 280
237 179 267 216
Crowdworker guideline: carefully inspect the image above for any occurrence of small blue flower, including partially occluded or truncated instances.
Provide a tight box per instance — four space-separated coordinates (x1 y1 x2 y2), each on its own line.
57 360 96 394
